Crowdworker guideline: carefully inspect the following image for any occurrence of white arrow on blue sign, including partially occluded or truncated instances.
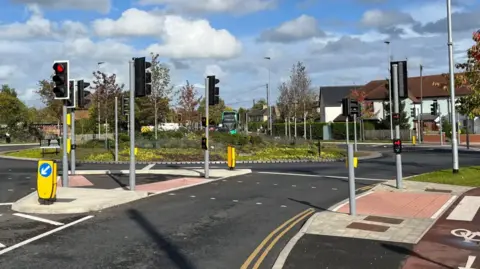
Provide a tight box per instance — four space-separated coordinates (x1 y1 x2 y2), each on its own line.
39 163 52 177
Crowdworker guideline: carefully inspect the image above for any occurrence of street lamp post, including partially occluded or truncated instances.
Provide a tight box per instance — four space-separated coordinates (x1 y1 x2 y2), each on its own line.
384 41 394 140
97 62 105 140
264 57 272 135
446 0 459 173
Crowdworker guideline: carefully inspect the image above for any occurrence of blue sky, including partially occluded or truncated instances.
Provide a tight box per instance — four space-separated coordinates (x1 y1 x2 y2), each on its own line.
0 0 479 109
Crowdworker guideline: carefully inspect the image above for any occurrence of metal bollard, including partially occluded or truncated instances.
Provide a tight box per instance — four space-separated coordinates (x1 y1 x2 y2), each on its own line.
347 144 356 216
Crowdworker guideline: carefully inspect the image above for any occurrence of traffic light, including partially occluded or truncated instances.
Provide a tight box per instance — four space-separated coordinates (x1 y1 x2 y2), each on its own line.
122 95 129 116
134 57 152 97
342 98 350 117
393 139 402 154
201 137 207 150
207 75 220 106
350 100 360 116
201 117 206 127
67 80 75 106
410 107 416 117
77 80 91 109
430 101 438 115
52 60 69 99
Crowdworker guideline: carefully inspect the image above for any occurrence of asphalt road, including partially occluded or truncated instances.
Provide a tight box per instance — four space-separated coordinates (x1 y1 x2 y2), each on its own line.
0 148 478 268
0 172 380 268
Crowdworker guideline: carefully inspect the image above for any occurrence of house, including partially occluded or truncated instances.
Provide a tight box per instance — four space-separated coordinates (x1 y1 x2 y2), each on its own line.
246 105 280 122
318 85 361 122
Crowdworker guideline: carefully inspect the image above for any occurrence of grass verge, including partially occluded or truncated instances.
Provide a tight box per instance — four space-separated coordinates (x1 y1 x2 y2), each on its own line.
408 166 480 187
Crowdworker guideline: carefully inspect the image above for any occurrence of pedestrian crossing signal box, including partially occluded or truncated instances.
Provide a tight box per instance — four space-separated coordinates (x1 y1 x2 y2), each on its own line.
393 139 402 154
37 160 57 205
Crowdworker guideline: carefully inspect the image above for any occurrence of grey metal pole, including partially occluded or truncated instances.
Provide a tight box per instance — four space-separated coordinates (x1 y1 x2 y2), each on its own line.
347 144 356 216
129 60 136 190
115 96 119 162
62 104 69 187
266 83 271 135
70 108 76 174
446 0 459 173
204 77 210 179
386 42 394 140
392 63 403 189
419 65 423 143
284 118 287 137
353 114 357 152
346 117 349 144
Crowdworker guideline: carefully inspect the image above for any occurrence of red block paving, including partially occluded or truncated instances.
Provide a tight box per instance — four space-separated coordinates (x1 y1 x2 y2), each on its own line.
134 177 209 193
336 191 452 218
56 175 93 187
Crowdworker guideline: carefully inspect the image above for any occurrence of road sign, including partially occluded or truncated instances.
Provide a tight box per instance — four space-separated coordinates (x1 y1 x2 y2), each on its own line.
39 162 52 177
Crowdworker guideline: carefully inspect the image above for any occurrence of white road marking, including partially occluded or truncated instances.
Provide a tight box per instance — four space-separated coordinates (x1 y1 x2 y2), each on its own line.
7 189 13 192
7 178 11 180
0 203 13 206
292 185 296 187
142 164 155 170
25 177 30 179
331 191 374 212
431 195 457 219
0 243 5 248
273 184 278 186
0 215 94 256
13 213 64 226
168 193 175 196
311 186 316 189
459 255 476 269
211 197 216 200
281 205 287 208
222 180 227 182
190 195 196 198
233 200 238 202
256 182 260 184
256 202 262 205
238 181 242 183
447 196 480 221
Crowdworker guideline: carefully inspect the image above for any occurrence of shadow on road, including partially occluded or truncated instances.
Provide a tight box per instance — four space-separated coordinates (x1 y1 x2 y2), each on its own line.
381 243 454 269
107 174 129 190
126 209 197 269
288 198 333 212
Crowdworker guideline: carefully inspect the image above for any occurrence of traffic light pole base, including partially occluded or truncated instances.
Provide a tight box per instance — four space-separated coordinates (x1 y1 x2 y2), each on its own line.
453 169 459 174
395 153 403 189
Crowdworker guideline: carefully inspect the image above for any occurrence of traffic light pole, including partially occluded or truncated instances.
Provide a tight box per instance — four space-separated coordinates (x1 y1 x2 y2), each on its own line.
392 63 403 189
115 96 119 162
70 108 76 174
345 117 349 144
62 104 69 187
353 114 357 152
129 59 136 190
204 77 210 179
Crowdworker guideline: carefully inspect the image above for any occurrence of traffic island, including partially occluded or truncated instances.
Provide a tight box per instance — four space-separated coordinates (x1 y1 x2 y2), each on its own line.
12 187 150 214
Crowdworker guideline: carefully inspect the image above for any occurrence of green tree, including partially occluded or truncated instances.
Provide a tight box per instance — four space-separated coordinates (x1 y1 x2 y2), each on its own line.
1 84 18 97
35 79 63 122
0 86 28 128
252 99 267 110
197 97 226 125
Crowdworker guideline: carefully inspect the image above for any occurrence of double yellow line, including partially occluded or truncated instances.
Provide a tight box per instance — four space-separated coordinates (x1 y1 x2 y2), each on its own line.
241 208 315 269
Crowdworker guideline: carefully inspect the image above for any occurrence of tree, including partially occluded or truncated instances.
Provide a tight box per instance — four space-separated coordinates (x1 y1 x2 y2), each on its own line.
197 98 226 125
177 80 201 126
349 89 378 119
89 71 124 133
35 79 64 122
149 52 174 138
379 80 409 129
0 85 28 128
252 99 267 110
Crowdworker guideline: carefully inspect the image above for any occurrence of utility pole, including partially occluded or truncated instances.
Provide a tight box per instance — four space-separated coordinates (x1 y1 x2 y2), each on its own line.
385 41 394 140
419 64 423 143
114 96 119 161
303 102 307 139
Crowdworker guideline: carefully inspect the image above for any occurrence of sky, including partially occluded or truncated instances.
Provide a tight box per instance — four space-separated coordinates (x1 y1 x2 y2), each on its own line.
0 0 479 109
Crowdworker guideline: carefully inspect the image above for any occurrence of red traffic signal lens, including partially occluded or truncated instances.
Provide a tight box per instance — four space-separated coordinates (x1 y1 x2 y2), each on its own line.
53 63 64 73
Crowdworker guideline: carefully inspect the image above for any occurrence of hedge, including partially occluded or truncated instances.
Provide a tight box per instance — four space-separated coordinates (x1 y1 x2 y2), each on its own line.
272 122 370 140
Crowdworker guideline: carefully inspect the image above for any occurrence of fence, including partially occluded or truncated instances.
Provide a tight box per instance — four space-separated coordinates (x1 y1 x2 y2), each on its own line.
363 129 412 141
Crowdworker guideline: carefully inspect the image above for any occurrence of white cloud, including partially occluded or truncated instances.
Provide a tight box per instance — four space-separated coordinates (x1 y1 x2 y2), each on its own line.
258 15 325 43
93 8 242 59
137 0 276 15
11 0 111 13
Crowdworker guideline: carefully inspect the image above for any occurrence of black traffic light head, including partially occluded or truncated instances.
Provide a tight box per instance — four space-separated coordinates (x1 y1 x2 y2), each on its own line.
201 117 206 127
341 98 350 117
208 75 220 106
430 101 438 115
134 57 152 97
122 95 129 116
52 61 69 99
411 107 416 117
393 139 402 154
201 137 207 150
350 99 360 116
77 80 91 109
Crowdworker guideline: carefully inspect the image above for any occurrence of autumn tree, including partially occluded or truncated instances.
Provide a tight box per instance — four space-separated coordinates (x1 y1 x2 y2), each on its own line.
148 53 174 138
176 80 201 126
89 71 124 132
349 89 377 118
35 79 63 121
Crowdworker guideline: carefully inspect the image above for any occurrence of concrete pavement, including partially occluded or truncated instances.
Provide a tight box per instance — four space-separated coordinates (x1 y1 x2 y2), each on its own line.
277 179 477 269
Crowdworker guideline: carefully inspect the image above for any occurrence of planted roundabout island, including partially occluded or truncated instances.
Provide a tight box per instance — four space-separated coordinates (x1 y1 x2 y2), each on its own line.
1 131 372 164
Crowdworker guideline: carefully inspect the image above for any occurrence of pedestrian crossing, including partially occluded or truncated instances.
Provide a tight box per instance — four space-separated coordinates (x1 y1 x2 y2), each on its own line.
447 196 480 222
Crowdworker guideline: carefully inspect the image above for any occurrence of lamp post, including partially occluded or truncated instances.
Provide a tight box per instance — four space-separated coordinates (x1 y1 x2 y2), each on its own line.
384 41 394 140
264 56 272 135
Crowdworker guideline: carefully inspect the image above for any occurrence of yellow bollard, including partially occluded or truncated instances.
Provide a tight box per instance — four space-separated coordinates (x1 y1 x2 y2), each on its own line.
412 135 416 145
345 157 358 168
227 145 232 169
134 147 138 156
231 147 236 170
37 160 57 205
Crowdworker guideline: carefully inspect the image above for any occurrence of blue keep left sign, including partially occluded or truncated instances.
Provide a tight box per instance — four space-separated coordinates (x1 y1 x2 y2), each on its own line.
39 163 52 177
